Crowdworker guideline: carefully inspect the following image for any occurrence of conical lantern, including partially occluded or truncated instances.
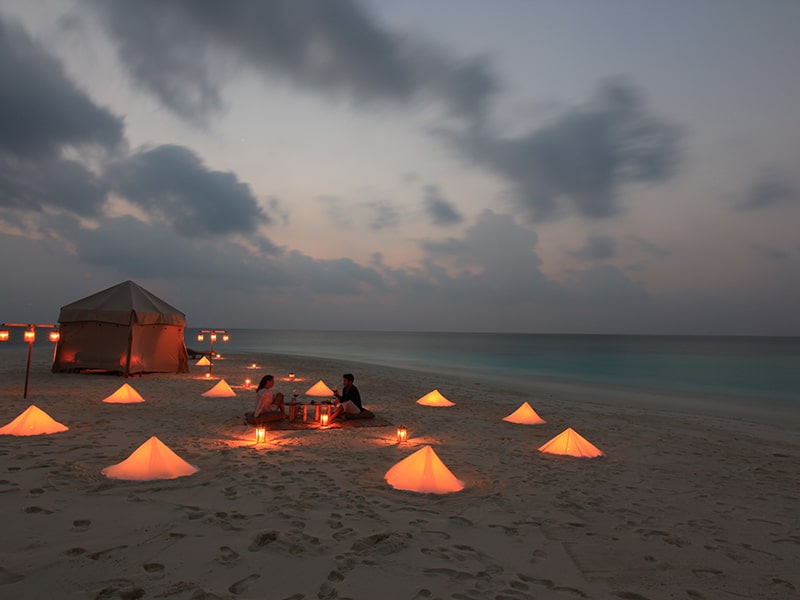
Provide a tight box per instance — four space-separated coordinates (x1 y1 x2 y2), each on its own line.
538 427 604 458
0 405 69 436
416 389 455 407
102 436 198 480
103 383 145 404
502 401 546 424
201 379 236 397
384 445 464 494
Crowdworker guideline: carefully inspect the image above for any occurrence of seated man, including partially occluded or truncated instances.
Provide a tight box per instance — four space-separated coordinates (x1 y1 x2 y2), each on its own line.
330 373 374 421
245 374 286 424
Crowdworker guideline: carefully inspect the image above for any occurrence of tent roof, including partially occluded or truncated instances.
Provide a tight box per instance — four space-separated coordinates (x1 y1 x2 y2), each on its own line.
58 280 186 326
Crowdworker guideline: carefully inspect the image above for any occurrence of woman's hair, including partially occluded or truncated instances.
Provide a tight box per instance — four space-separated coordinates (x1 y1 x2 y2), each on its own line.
257 374 274 390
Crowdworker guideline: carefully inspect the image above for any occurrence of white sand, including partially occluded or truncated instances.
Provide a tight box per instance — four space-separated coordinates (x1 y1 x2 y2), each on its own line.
1 346 798 599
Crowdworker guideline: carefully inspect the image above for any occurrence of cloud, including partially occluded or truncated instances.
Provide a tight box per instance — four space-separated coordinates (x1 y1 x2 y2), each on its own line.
103 144 268 238
423 184 463 226
87 0 498 124
366 199 401 230
284 250 385 294
0 155 107 215
421 210 556 302
570 235 617 261
0 15 121 220
441 78 682 221
0 15 123 159
736 170 798 211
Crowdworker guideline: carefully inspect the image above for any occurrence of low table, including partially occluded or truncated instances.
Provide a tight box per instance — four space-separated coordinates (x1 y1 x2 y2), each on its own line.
289 402 334 423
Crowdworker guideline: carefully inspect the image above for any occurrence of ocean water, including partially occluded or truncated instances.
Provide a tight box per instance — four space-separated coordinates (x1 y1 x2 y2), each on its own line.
189 330 800 412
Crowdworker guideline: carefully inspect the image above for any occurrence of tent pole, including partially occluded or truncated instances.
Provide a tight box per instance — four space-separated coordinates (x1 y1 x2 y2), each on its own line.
23 338 33 398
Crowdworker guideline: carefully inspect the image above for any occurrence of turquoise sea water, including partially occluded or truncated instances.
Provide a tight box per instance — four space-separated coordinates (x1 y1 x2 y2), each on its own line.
188 330 800 411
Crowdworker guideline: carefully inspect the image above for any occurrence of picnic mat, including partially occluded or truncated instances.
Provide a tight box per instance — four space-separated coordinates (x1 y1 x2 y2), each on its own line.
259 415 394 431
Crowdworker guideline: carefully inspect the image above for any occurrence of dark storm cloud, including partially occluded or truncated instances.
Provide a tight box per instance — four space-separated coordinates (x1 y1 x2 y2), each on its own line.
736 171 798 211
0 16 123 159
423 185 463 226
571 235 617 261
0 155 107 215
104 144 268 238
0 15 121 219
71 214 287 285
86 0 497 123
442 79 682 221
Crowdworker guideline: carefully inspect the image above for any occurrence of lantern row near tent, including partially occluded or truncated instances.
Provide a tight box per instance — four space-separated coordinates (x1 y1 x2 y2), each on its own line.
1 322 61 399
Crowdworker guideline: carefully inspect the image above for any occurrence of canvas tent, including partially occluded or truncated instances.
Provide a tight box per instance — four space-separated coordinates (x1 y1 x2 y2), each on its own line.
52 280 189 376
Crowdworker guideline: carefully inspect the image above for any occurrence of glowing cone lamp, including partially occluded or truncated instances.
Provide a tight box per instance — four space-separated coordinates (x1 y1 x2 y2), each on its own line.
416 389 455 407
102 436 198 480
201 379 236 397
195 356 211 367
305 380 334 397
0 405 69 436
538 427 604 458
103 383 145 404
502 402 546 424
384 445 464 494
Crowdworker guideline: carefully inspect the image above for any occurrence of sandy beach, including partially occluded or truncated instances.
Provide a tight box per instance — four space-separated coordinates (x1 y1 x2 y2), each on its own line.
1 347 798 600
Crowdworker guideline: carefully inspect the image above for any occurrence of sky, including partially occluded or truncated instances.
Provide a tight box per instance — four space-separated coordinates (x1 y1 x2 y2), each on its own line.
1 0 799 335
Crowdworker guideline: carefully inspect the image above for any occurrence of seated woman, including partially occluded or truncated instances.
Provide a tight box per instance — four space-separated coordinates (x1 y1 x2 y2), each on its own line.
330 373 374 421
245 374 286 424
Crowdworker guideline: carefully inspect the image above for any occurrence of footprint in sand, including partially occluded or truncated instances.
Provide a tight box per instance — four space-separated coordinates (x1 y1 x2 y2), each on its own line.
24 506 53 514
228 574 260 595
73 519 91 531
248 531 278 551
143 563 165 579
65 547 86 556
28 488 45 497
217 546 240 565
0 567 25 585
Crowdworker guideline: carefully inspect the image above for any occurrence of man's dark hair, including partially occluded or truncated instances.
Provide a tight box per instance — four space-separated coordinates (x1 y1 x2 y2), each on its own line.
343 373 354 382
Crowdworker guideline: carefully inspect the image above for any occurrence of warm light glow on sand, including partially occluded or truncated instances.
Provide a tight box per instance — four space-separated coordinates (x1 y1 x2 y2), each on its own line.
384 445 465 494
0 404 69 436
195 356 211 366
538 427 604 458
305 379 334 397
102 383 145 404
102 436 198 480
201 379 236 397
416 389 455 407
502 401 546 424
